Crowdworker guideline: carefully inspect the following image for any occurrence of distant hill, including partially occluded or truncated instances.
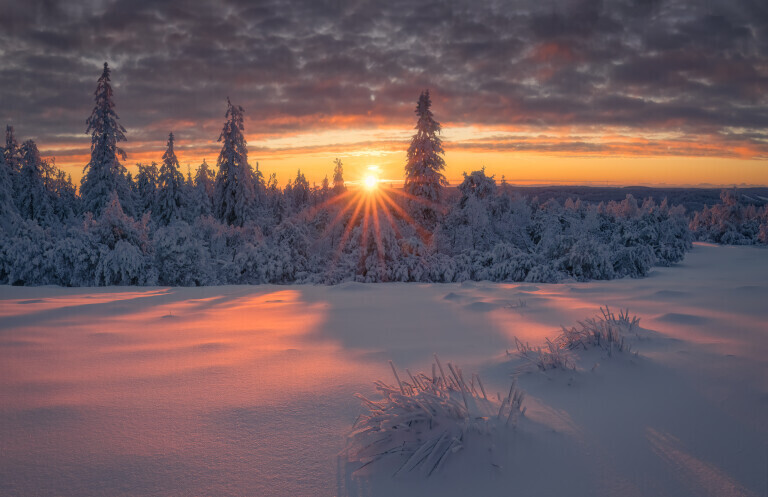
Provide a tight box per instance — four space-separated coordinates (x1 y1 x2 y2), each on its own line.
493 186 768 213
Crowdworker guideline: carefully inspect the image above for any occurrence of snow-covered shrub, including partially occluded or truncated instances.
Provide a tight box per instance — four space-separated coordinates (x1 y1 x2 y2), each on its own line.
563 238 615 281
423 252 459 283
690 188 767 245
47 226 99 286
268 220 310 282
610 243 655 278
348 357 524 476
760 221 768 244
94 239 154 286
0 219 54 285
524 262 567 283
153 222 215 286
86 192 156 285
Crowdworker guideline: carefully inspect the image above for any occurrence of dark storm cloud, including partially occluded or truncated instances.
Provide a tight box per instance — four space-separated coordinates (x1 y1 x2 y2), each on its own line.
0 0 766 158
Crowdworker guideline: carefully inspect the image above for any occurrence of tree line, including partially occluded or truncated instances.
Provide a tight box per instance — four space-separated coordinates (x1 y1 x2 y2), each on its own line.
0 63 714 286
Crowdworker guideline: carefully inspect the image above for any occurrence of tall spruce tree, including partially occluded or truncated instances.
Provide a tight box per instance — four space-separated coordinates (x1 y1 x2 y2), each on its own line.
0 137 19 229
156 132 185 225
292 169 310 212
17 140 55 224
4 126 21 172
4 126 22 203
192 159 215 217
214 98 256 226
81 62 133 216
135 162 159 214
332 158 345 194
404 89 447 225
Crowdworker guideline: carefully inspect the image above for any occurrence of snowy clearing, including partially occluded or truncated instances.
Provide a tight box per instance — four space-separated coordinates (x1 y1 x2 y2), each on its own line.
1 242 767 496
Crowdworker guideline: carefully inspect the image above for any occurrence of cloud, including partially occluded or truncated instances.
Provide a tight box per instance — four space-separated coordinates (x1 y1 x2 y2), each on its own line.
0 0 765 164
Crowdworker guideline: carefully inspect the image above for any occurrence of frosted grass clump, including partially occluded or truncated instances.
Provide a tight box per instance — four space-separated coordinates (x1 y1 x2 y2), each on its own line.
558 306 640 355
513 307 642 370
514 336 576 371
348 355 524 476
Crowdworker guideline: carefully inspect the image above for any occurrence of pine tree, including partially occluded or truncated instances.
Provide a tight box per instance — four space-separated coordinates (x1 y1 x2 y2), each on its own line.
50 170 78 219
192 159 215 218
214 98 256 226
4 126 21 172
254 161 265 207
17 140 55 225
404 89 447 225
135 162 159 214
292 169 310 212
81 62 133 216
319 175 330 203
266 172 284 223
0 139 19 230
156 132 185 225
333 158 345 194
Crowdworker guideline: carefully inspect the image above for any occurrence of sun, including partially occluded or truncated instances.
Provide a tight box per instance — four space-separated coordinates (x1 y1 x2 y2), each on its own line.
363 173 379 191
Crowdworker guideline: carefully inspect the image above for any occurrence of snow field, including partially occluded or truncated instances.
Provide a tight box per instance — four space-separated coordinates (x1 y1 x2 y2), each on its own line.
0 243 766 496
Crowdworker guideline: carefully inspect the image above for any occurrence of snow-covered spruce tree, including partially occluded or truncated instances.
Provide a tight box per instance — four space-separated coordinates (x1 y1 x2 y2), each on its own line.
291 169 310 212
17 139 55 225
265 172 285 225
332 158 345 194
404 89 448 226
135 162 159 215
214 99 257 226
317 175 331 204
253 160 266 210
4 125 22 172
0 145 20 231
49 170 79 220
441 170 496 254
191 159 215 218
81 63 134 216
3 126 22 206
156 132 185 225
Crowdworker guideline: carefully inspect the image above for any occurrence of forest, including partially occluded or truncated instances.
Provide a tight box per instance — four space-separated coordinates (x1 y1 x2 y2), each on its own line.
1 63 765 287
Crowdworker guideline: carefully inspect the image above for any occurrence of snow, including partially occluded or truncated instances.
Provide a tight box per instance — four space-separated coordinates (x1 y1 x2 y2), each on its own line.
1 243 766 496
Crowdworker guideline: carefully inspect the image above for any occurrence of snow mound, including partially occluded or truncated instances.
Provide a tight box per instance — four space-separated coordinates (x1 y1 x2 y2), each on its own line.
464 301 499 312
656 312 708 325
346 356 524 477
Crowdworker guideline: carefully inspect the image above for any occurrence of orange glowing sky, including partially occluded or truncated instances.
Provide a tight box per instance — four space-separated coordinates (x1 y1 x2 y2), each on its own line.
43 121 768 189
3 0 767 188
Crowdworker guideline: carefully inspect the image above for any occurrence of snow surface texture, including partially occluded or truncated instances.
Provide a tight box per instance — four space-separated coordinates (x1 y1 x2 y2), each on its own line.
1 243 767 496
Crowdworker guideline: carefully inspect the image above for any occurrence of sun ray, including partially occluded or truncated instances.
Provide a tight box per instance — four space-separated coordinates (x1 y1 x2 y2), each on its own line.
361 194 372 265
312 177 444 281
370 191 386 274
330 190 368 270
375 191 402 239
377 189 431 242
316 190 363 247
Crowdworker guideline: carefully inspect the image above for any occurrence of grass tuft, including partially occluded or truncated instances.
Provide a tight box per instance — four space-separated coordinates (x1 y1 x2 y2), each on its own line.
348 355 524 476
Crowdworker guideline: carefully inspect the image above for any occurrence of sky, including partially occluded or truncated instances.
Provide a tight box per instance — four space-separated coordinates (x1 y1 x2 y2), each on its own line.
1 0 767 187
